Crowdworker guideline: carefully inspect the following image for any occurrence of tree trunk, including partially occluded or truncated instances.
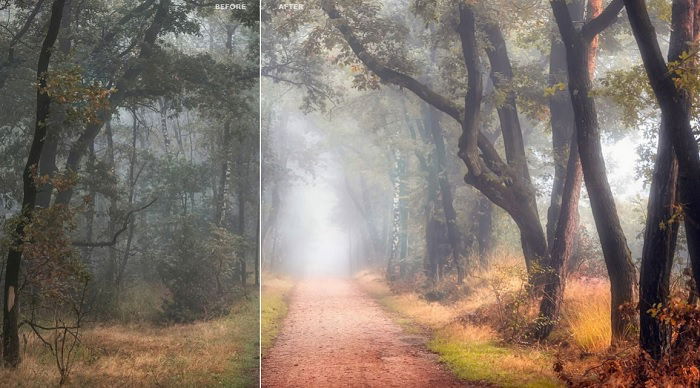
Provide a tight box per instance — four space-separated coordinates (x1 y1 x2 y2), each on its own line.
423 106 463 281
54 0 171 206
216 121 232 225
35 132 58 208
546 0 584 245
639 125 680 359
2 0 66 367
533 0 587 341
624 0 700 298
534 137 584 340
458 4 549 282
255 214 260 286
475 194 494 261
551 0 637 342
639 0 694 360
387 150 403 281
36 0 73 209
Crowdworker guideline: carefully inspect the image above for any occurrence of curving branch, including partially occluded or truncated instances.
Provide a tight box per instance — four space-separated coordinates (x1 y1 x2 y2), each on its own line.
320 0 507 174
72 197 157 247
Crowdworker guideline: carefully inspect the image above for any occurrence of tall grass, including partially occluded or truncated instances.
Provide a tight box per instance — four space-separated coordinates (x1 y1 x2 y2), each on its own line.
561 278 612 352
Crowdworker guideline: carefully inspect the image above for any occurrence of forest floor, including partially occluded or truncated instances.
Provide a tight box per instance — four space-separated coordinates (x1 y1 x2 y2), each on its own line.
261 277 475 387
0 292 260 387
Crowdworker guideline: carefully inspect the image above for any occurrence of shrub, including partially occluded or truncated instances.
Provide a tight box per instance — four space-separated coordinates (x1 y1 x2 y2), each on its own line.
158 219 247 322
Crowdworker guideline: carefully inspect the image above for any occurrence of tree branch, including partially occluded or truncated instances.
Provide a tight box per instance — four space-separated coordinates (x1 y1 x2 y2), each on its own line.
320 0 507 174
581 0 624 41
72 197 157 247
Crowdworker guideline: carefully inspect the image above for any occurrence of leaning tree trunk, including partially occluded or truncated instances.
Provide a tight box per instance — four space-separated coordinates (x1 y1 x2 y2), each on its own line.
534 137 584 339
624 0 700 299
551 0 638 342
54 0 171 206
533 0 587 341
639 0 693 360
3 0 66 367
36 0 73 209
545 0 584 245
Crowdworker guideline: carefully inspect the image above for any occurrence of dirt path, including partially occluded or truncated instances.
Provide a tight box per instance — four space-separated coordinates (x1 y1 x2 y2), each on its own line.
262 278 474 387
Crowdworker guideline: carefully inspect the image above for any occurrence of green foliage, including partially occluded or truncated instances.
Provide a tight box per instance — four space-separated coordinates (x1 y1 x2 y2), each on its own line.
597 66 655 129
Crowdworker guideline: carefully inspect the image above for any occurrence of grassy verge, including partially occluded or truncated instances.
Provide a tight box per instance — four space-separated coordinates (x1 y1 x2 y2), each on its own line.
356 271 563 388
0 291 260 387
261 274 294 356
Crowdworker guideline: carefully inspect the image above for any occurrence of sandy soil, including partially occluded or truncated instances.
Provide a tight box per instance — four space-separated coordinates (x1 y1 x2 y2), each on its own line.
262 277 476 387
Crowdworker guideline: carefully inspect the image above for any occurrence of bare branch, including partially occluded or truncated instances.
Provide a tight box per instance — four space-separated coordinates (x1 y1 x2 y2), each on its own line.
72 197 157 247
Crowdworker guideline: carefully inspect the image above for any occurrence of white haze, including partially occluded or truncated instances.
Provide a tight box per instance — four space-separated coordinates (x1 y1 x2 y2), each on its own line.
271 104 650 277
275 115 351 277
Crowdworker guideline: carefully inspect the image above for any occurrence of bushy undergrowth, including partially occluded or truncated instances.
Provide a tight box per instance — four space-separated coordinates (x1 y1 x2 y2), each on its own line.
557 300 700 387
357 247 660 386
159 219 248 322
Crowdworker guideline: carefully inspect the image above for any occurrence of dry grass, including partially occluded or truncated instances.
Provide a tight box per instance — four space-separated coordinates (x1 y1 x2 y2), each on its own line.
561 277 612 353
0 294 259 387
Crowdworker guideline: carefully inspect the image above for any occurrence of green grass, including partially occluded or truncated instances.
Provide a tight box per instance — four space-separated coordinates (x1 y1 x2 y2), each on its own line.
221 291 260 387
429 339 561 388
261 276 294 355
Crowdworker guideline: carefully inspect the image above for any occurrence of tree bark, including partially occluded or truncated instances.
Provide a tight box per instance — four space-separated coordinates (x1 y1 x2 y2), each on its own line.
36 0 73 209
639 0 694 360
474 194 494 264
550 0 637 342
424 106 463 281
624 0 700 298
533 0 587 341
546 1 584 245
534 137 584 340
216 121 232 225
3 0 66 367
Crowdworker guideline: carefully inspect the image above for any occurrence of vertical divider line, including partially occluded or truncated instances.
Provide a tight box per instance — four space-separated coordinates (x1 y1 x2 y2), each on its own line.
258 0 263 386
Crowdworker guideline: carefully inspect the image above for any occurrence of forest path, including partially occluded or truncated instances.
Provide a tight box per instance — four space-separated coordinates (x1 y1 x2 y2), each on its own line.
261 277 475 387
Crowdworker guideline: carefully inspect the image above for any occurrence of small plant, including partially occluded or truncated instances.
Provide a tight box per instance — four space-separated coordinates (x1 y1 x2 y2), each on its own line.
25 280 90 385
482 262 533 342
17 201 91 385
